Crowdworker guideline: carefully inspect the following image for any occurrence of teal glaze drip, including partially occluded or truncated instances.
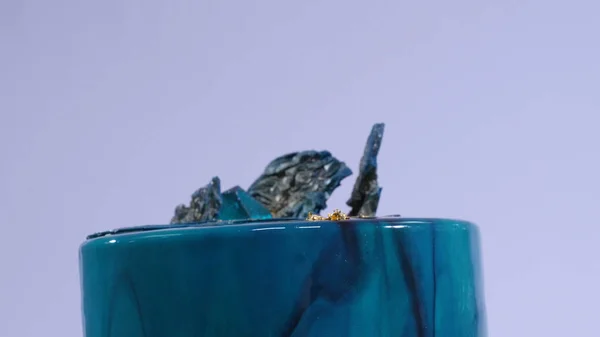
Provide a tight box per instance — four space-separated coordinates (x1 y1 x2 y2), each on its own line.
79 218 486 337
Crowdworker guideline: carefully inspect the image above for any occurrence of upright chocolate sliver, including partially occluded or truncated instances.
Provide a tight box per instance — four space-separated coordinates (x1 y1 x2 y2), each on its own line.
346 123 385 216
248 150 352 218
171 176 222 224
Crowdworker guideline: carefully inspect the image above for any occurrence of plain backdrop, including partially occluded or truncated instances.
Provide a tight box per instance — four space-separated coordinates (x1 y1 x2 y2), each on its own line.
1 0 599 336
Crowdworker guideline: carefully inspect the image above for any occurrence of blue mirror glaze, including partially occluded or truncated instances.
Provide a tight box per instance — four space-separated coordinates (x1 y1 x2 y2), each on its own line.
79 218 486 337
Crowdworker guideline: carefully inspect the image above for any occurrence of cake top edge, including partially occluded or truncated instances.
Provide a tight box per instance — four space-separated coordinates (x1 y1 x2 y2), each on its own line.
85 216 477 241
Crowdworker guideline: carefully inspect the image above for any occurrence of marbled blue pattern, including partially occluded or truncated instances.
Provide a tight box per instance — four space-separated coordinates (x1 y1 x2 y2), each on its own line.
79 218 486 337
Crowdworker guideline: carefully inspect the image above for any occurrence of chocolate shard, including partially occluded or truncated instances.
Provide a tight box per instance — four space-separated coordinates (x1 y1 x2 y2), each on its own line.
248 150 352 219
218 186 272 221
346 123 385 217
171 176 222 224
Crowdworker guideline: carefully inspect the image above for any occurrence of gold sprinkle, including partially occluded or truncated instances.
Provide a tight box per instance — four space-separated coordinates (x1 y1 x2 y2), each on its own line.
306 212 326 221
306 209 350 221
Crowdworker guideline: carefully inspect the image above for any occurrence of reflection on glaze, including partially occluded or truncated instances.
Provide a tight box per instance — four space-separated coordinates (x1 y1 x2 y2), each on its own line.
79 219 486 337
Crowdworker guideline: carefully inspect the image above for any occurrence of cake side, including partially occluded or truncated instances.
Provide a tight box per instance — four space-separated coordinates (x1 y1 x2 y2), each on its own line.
79 218 486 337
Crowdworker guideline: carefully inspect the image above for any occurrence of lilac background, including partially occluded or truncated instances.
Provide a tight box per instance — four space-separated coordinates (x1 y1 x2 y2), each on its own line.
1 1 599 336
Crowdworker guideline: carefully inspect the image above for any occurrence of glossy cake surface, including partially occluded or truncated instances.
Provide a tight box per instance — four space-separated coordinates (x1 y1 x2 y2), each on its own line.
79 218 486 337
